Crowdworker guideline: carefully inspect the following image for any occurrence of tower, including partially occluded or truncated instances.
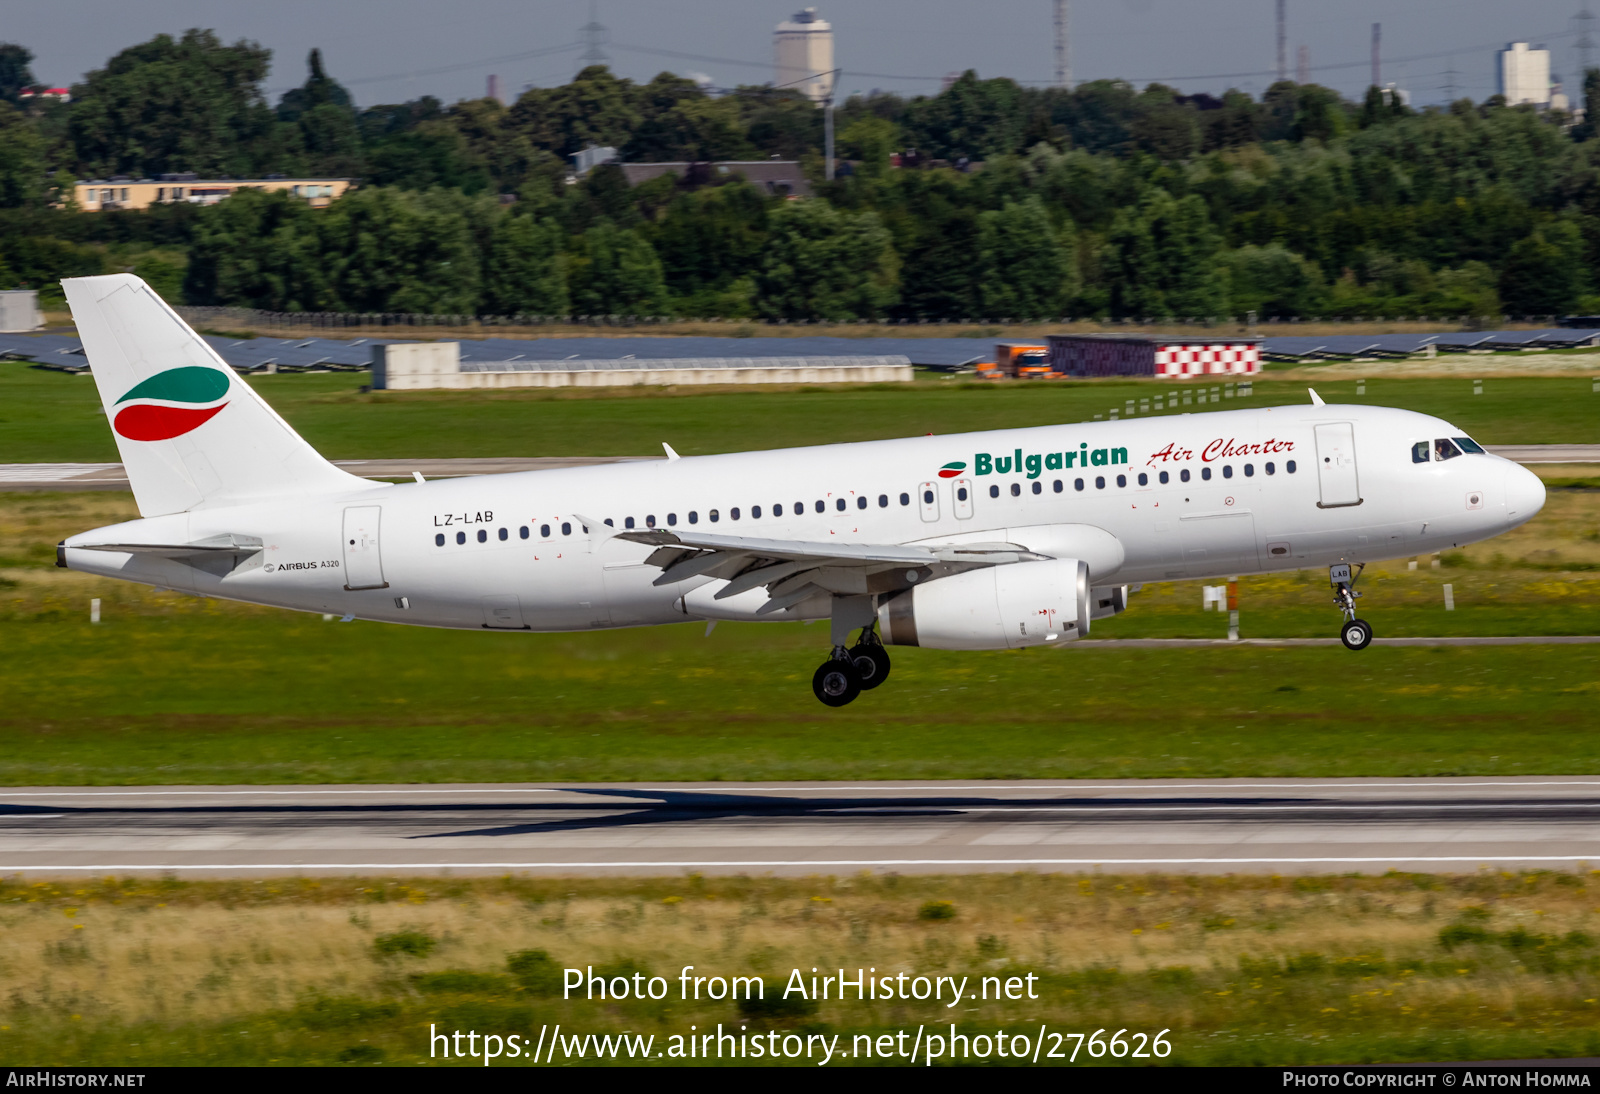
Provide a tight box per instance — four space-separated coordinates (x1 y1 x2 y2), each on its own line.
578 0 609 69
1371 23 1381 88
1276 0 1287 83
1578 2 1595 77
1055 0 1071 88
774 7 835 103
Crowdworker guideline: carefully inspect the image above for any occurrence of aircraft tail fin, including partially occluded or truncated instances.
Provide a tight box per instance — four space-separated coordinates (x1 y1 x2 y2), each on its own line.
63 274 375 516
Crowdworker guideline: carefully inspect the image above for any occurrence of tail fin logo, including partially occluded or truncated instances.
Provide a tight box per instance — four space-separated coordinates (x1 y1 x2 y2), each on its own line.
112 366 232 441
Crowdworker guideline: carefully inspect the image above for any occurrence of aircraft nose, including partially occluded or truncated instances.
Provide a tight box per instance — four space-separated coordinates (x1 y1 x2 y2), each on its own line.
1502 461 1546 526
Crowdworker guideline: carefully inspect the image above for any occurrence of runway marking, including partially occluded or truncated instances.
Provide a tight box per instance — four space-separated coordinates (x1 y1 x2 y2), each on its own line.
0 855 1596 872
935 803 1600 814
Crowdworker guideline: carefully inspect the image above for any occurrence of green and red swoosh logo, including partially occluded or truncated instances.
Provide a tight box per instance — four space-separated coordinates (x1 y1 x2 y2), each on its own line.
112 367 231 441
937 461 967 479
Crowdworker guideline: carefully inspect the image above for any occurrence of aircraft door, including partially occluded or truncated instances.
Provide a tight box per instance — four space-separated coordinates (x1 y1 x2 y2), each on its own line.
918 482 940 523
1314 423 1362 508
341 506 388 590
952 478 974 519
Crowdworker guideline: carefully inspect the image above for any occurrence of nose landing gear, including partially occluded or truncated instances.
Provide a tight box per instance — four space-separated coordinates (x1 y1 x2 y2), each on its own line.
1330 562 1373 650
811 629 893 707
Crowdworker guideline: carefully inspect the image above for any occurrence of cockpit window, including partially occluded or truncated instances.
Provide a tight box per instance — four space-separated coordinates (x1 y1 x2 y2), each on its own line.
1434 438 1463 461
1412 441 1430 464
1454 436 1485 454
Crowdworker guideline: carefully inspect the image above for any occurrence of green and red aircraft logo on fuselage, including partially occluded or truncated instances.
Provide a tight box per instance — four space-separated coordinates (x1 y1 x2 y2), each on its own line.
112 367 231 441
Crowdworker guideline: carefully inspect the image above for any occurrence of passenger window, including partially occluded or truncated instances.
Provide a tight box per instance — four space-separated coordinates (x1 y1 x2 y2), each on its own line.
520 526 530 539
1074 478 1085 491
667 513 677 526
624 517 635 529
561 522 571 536
709 510 720 522
1116 474 1127 487
646 515 657 528
1159 471 1169 484
1435 438 1463 461
498 527 508 541
1095 476 1105 489
1454 436 1485 454
1265 462 1275 475
1031 481 1041 495
456 531 466 544
989 485 1000 498
795 501 804 513
1244 464 1254 477
899 493 910 506
1223 465 1233 479
477 529 487 543
752 506 762 519
541 524 551 537
1286 460 1297 473
1412 441 1430 464
958 486 969 501
856 496 867 509
1201 467 1212 481
835 498 846 511
1180 469 1191 482
689 511 698 524
923 489 934 504
1053 479 1063 493
1010 483 1021 497
1138 473 1148 486
774 504 784 516
731 508 741 520
878 495 888 507
435 533 445 547
815 500 825 513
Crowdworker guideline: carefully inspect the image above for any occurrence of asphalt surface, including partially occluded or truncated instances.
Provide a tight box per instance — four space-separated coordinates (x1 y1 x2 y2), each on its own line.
0 444 1593 490
2 778 1597 878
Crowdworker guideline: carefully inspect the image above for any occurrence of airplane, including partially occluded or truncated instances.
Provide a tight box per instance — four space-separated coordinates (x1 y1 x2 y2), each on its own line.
56 275 1547 707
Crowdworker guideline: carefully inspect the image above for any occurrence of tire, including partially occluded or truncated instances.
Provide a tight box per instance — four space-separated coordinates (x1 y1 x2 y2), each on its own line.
1340 618 1373 651
812 659 862 707
851 644 892 690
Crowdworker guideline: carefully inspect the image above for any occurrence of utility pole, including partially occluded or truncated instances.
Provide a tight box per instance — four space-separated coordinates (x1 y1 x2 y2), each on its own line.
1054 0 1071 88
1371 22 1381 89
1578 2 1596 78
1276 0 1287 83
824 68 841 181
579 0 609 70
1443 56 1458 103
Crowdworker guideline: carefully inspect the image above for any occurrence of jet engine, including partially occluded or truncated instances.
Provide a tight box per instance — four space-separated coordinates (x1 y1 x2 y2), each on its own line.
876 558 1090 650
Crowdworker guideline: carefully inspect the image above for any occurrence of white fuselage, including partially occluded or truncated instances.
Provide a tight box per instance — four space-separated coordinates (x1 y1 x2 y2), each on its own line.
62 403 1544 632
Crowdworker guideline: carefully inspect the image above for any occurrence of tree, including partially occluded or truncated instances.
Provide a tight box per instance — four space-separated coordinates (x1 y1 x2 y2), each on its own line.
1499 221 1585 316
1223 244 1324 318
509 65 641 158
68 29 276 178
567 221 666 316
320 188 483 314
1103 189 1228 318
976 197 1073 318
275 48 352 121
0 102 48 208
182 188 327 310
0 43 35 104
757 200 899 320
482 213 567 315
276 49 361 177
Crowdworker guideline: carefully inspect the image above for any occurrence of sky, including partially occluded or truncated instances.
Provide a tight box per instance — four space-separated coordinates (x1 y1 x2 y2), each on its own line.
6 1 1597 109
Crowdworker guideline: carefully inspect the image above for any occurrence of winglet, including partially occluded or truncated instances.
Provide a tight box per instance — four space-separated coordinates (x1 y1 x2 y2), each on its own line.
662 442 681 461
1308 388 1325 406
574 513 620 543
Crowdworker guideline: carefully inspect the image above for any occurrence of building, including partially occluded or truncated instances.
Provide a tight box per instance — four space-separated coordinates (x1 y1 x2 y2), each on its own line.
73 176 353 213
19 87 70 103
0 291 42 333
1499 42 1552 107
774 7 834 103
618 161 810 198
1047 334 1262 379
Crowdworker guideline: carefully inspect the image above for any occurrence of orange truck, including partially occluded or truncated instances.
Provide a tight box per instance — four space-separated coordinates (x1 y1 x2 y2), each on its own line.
977 341 1053 379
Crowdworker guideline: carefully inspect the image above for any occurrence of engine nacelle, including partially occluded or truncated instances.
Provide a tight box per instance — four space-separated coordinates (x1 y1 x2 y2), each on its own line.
877 558 1090 650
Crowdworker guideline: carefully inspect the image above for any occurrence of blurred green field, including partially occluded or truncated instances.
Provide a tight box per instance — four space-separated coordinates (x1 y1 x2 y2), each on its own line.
2 361 1597 463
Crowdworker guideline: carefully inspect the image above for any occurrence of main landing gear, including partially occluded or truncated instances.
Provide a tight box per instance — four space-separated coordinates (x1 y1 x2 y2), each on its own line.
1330 562 1373 650
811 629 892 707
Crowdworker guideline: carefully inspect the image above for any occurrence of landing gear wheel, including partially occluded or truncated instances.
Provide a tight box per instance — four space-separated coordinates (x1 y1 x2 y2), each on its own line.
812 658 862 707
1340 618 1373 651
851 644 892 690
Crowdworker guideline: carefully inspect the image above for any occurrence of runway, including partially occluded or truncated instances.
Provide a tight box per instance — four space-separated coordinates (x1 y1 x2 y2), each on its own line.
0 444 1592 490
1 778 1597 878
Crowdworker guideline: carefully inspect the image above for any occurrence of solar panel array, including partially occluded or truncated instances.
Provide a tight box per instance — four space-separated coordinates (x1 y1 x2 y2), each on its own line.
3 326 1597 374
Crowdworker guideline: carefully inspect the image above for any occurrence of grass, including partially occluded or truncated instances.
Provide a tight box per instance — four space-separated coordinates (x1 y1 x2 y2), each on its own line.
1 871 1597 1066
0 487 1595 784
2 362 1598 464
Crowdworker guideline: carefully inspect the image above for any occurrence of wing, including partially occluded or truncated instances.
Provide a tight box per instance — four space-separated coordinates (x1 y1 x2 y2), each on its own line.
615 528 1047 615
